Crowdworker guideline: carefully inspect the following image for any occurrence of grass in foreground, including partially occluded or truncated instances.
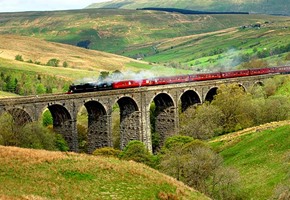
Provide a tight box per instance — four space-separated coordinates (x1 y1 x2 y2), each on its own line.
210 121 290 200
0 146 209 200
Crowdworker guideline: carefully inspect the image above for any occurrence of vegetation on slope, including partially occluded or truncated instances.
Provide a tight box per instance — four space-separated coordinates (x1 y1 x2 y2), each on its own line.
124 18 290 71
87 0 290 15
0 9 285 55
209 122 290 200
0 34 148 72
0 35 191 95
0 145 209 200
0 91 19 98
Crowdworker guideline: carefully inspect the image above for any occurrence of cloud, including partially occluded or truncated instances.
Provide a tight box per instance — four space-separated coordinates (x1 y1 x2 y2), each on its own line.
0 0 109 12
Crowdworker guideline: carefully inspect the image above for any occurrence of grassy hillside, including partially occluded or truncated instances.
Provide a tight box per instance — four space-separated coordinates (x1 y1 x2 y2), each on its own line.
0 9 285 55
210 121 290 200
0 35 191 89
87 0 290 15
128 18 290 71
0 34 149 73
0 91 19 98
0 146 209 200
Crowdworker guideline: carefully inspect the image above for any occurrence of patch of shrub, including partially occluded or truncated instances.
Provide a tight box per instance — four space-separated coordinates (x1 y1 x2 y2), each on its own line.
15 54 23 61
119 140 156 167
93 147 121 157
46 58 60 67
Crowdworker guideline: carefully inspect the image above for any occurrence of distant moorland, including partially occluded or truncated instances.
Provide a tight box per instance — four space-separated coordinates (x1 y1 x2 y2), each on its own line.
87 0 290 15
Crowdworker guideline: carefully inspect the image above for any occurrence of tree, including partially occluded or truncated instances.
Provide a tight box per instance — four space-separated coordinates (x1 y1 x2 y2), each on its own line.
77 40 91 49
180 103 223 139
159 136 242 199
42 110 53 127
212 84 254 132
260 95 290 123
0 113 68 151
241 59 268 69
98 71 110 81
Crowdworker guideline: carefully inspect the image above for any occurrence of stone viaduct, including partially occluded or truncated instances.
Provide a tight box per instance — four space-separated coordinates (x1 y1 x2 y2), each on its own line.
0 74 274 153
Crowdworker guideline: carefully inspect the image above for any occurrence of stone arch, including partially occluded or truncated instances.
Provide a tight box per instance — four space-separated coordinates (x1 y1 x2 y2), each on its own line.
116 96 141 149
151 92 177 151
238 84 247 92
205 87 218 102
254 81 264 87
84 101 110 153
7 107 32 126
48 104 78 152
180 90 201 112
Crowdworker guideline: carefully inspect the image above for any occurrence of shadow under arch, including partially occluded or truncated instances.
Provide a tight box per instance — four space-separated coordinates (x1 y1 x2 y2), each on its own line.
238 84 247 92
84 101 110 153
180 90 201 112
151 92 176 152
254 81 264 87
205 87 218 102
7 107 32 126
117 96 141 149
48 104 78 152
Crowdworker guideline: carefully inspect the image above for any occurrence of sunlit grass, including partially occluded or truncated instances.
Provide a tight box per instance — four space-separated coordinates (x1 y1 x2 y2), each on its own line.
0 146 209 200
210 122 290 199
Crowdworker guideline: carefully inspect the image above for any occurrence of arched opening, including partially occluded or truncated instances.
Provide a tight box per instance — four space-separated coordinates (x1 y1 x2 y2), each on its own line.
116 97 141 149
205 87 218 102
48 104 78 152
238 84 246 92
151 93 176 152
0 108 32 146
254 81 264 87
180 90 201 112
7 108 32 126
249 81 265 98
84 101 109 154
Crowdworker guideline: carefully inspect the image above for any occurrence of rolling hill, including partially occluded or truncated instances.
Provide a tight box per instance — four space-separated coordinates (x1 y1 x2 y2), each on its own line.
0 9 284 55
0 145 209 200
0 34 146 73
86 0 290 15
210 121 290 200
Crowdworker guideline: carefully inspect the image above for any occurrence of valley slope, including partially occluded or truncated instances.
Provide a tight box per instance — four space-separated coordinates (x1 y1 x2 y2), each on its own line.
0 145 209 199
87 0 290 15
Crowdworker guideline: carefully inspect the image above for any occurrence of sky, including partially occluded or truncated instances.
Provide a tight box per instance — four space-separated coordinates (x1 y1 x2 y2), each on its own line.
0 0 110 13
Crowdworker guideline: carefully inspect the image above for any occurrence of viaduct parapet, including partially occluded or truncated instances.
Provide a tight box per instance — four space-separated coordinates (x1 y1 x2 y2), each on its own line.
0 74 273 153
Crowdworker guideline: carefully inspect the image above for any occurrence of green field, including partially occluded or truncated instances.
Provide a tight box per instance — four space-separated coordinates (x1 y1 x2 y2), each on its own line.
210 122 290 200
0 146 209 200
0 9 287 54
1 9 290 74
125 19 290 71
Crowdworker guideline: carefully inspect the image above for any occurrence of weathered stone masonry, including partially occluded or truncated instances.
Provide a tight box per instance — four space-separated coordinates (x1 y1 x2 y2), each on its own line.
0 74 273 153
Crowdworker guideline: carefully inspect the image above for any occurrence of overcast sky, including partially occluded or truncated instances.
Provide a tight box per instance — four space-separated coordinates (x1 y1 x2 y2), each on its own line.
0 0 110 13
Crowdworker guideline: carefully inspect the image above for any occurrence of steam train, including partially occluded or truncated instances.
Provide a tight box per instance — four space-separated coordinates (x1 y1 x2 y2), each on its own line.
68 66 290 93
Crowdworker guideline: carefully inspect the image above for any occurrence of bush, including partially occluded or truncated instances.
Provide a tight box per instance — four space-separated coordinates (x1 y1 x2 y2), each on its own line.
54 134 69 152
159 136 242 199
119 140 155 167
42 110 53 127
63 61 68 68
46 58 60 67
163 135 193 150
15 54 23 61
93 147 121 157
0 113 68 151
